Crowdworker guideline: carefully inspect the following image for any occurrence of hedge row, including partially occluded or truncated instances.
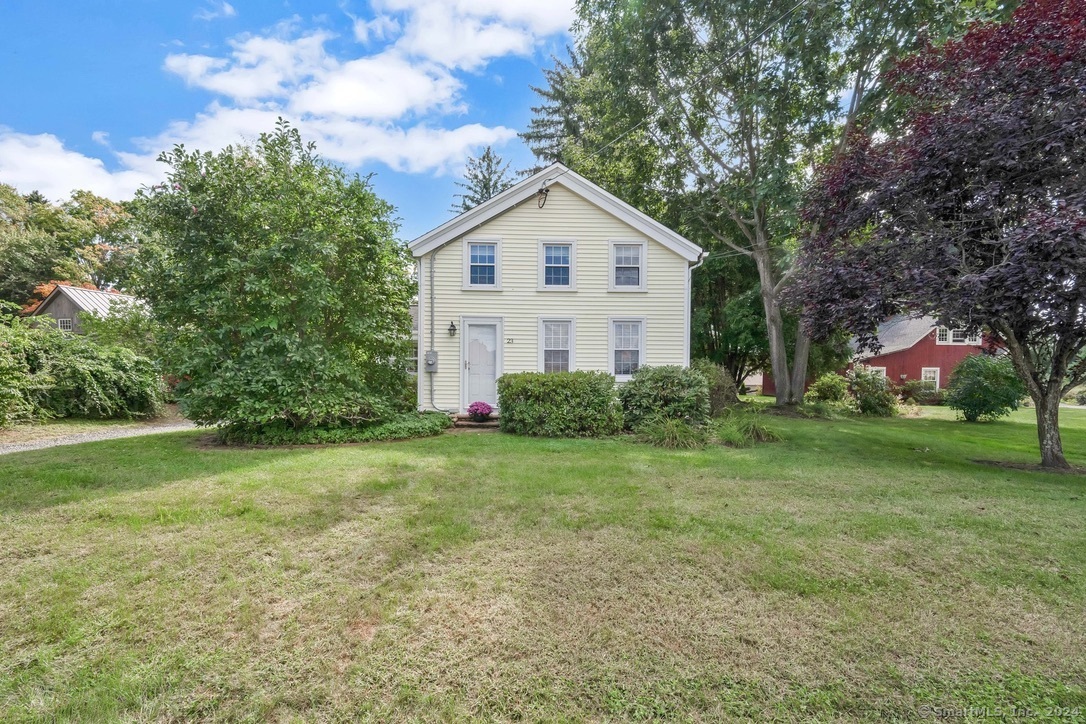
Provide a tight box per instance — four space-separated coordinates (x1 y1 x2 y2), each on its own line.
1 316 164 426
497 362 735 438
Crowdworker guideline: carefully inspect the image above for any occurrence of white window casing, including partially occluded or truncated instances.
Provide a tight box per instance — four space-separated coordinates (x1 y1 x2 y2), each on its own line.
57 318 73 332
537 239 576 291
921 367 940 389
937 327 982 345
609 240 647 292
462 238 502 290
609 317 646 381
538 318 575 373
868 366 887 377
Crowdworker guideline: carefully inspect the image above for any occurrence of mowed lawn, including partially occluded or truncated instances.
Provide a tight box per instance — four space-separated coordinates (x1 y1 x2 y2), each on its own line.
1 410 1084 721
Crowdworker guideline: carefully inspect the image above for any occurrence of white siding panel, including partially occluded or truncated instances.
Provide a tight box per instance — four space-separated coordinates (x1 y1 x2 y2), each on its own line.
417 185 690 412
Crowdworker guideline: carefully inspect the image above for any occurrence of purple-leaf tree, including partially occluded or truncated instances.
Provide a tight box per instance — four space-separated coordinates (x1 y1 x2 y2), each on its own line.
796 0 1086 468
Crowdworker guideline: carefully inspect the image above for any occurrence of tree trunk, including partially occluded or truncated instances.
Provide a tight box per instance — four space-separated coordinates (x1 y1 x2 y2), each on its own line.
757 275 791 405
788 321 812 405
1033 389 1069 469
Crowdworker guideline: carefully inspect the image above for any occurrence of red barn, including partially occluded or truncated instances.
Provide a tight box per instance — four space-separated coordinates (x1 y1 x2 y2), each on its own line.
852 316 985 390
761 316 985 395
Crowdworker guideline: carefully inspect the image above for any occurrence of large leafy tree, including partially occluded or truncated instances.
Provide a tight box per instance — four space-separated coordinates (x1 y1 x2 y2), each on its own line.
531 0 980 405
134 120 414 432
797 0 1085 468
449 146 516 214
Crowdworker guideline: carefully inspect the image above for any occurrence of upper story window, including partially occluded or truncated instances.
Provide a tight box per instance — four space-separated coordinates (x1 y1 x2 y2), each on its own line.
57 318 73 332
610 241 647 291
463 238 501 290
538 240 575 290
936 327 981 345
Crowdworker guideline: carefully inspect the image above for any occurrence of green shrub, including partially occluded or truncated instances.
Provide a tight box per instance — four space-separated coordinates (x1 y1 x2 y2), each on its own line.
897 379 946 406
497 371 623 437
618 365 710 429
36 344 164 419
946 355 1025 422
806 373 849 403
634 415 708 449
798 400 850 419
847 366 898 417
1075 390 1086 406
0 311 163 425
219 411 450 445
690 359 740 416
711 408 783 447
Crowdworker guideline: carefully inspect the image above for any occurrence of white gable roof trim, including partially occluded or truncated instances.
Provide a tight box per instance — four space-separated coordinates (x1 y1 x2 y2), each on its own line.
408 163 704 263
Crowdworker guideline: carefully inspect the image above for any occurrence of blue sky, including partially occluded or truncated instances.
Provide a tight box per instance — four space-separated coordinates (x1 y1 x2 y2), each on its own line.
0 1 575 240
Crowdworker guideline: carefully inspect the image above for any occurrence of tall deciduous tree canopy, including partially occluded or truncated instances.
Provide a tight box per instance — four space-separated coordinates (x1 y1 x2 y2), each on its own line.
797 0 1085 468
527 0 989 404
133 121 414 433
450 146 515 214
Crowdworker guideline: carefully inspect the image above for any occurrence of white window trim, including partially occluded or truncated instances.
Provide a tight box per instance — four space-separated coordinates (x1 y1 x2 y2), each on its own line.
921 367 940 389
537 239 577 291
936 326 982 345
608 316 646 382
868 366 887 377
462 237 502 290
608 240 648 292
57 318 73 332
537 317 576 372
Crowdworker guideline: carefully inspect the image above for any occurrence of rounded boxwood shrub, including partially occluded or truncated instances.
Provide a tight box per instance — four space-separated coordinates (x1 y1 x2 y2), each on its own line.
618 365 710 429
806 372 849 403
690 359 740 416
847 366 897 417
946 354 1025 422
497 371 622 437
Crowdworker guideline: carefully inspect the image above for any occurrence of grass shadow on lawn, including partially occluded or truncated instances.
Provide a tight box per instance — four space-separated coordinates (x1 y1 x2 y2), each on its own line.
0 431 317 515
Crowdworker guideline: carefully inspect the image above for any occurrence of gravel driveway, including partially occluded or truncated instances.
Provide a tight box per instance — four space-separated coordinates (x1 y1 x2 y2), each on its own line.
0 421 197 456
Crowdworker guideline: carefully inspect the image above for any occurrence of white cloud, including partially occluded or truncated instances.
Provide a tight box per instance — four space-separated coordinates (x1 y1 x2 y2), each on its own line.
165 31 333 101
1 4 573 201
0 128 159 200
195 1 237 21
289 52 461 119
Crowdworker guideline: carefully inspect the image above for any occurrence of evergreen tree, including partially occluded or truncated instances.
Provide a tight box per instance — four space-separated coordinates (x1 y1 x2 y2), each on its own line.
450 147 514 214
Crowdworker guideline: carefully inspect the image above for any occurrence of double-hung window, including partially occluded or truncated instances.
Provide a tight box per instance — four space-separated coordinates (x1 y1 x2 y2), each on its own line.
539 241 575 289
937 327 982 345
464 239 501 289
610 241 646 291
540 319 574 373
921 367 940 389
610 318 645 380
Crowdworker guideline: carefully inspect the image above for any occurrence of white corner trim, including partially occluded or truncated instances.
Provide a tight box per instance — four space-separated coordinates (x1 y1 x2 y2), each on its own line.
537 238 577 291
462 237 502 291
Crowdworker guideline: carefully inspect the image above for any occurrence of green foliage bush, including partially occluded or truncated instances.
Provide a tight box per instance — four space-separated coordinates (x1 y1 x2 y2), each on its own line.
946 355 1025 422
1074 390 1086 406
0 310 164 425
847 366 898 417
634 415 708 449
218 412 450 445
134 122 414 432
690 358 740 416
896 379 946 406
711 408 783 447
806 373 849 403
618 365 710 429
497 371 623 437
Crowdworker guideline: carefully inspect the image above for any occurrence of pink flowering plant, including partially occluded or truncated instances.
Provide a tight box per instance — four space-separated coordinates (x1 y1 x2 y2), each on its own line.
467 401 493 421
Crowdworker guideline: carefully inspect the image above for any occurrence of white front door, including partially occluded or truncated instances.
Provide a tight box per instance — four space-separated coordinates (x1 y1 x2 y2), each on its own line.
463 319 501 409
